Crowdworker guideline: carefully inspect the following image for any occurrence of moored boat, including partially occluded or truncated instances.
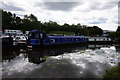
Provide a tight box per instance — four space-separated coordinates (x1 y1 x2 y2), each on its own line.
87 37 112 44
27 29 87 48
13 35 27 47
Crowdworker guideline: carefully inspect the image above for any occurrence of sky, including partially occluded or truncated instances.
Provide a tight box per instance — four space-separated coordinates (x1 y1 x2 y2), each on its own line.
0 0 120 31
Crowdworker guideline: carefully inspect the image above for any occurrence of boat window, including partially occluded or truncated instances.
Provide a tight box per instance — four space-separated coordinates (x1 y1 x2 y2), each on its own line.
16 37 20 39
109 38 111 41
76 39 78 41
50 39 55 43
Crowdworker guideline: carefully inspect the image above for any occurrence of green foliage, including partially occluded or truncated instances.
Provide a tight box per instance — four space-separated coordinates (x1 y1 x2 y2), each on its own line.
103 63 120 80
2 10 23 31
115 31 120 38
2 10 104 36
117 26 120 32
88 26 103 36
22 14 41 32
50 31 75 35
109 28 120 39
109 32 116 38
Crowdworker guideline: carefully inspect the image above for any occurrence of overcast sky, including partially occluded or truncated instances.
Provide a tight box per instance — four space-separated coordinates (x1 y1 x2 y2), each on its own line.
1 0 119 31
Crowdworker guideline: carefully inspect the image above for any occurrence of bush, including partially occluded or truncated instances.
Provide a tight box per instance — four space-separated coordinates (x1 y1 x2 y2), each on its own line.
103 63 120 80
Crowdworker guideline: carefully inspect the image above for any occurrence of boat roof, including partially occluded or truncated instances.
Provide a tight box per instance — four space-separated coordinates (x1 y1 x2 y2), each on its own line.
48 36 86 38
30 29 43 33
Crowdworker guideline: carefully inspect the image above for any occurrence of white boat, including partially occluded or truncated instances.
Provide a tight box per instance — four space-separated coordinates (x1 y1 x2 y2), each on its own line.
4 29 23 34
2 33 10 38
88 37 112 42
13 35 27 46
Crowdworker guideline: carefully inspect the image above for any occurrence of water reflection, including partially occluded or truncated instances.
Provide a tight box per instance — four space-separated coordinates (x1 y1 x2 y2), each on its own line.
2 44 120 78
2 49 26 61
27 45 86 64
87 44 111 49
115 44 120 63
115 45 120 53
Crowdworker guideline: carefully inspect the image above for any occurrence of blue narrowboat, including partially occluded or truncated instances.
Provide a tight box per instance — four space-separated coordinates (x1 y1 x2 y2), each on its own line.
27 29 87 47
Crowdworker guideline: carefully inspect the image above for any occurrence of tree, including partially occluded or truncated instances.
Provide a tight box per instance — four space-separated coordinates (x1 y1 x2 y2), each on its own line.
2 10 105 36
109 32 116 38
117 26 120 32
87 26 103 36
22 14 41 32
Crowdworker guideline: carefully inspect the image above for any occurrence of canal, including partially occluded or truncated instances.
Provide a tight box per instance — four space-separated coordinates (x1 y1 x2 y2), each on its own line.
1 44 120 78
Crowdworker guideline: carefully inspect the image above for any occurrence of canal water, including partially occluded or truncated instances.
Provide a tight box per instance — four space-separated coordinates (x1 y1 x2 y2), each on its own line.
1 44 120 78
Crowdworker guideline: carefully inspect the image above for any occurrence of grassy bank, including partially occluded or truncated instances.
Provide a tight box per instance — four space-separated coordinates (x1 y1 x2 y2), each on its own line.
50 31 75 35
103 63 120 80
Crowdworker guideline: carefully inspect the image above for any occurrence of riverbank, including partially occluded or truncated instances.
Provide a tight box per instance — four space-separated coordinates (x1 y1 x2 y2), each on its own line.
103 63 120 80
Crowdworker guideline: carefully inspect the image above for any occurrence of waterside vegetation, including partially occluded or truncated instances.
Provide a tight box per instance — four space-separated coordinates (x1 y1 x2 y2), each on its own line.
103 63 120 80
2 10 103 36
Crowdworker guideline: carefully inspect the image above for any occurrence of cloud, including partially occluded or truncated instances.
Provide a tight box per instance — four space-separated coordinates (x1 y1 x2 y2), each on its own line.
118 1 120 7
119 1 120 22
89 21 103 24
73 2 117 12
89 18 107 24
112 19 118 24
1 0 118 31
2 2 25 11
0 1 2 9
118 19 120 24
39 2 80 11
89 2 117 10
16 14 24 17
98 18 107 23
73 17 79 20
